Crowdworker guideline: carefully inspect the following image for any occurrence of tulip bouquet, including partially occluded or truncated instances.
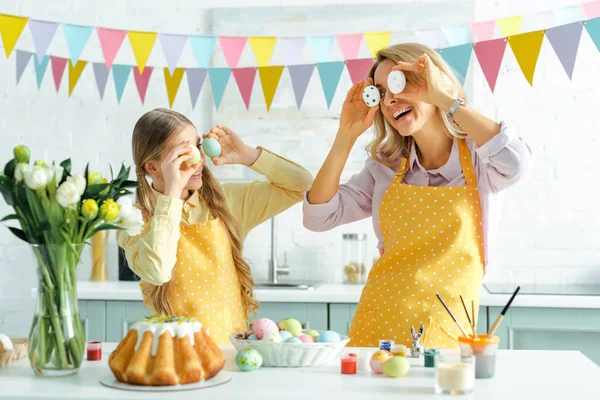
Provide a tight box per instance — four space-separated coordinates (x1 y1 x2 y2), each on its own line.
0 145 143 376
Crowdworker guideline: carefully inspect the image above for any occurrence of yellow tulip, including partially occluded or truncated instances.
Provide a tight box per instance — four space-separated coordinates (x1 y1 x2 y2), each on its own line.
81 199 99 220
99 199 120 221
13 145 30 163
87 172 102 186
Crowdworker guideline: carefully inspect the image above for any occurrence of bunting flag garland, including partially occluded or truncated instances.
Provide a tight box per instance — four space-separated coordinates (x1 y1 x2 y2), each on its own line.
2 2 600 109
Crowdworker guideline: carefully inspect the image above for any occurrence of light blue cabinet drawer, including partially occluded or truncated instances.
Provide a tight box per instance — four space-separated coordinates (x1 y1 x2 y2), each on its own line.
490 307 600 365
106 301 153 342
78 300 105 342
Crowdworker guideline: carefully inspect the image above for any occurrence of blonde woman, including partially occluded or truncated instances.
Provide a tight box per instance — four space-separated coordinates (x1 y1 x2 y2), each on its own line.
117 108 313 344
303 43 532 348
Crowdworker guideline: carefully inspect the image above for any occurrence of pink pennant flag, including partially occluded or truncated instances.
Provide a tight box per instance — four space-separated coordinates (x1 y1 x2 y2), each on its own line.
51 56 68 92
336 34 363 60
133 66 153 104
473 38 507 93
470 20 497 42
219 36 247 68
232 67 257 110
582 1 600 18
346 58 374 84
97 27 127 70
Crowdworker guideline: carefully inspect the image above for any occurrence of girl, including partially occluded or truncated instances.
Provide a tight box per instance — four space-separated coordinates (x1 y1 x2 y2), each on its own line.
303 43 532 348
117 108 313 344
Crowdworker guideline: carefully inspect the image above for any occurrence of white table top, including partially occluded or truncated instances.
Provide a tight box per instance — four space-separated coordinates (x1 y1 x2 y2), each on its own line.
1 343 598 399
62 281 600 309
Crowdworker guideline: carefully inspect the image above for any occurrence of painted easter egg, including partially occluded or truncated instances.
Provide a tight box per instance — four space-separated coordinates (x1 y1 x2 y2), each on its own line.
362 85 381 107
186 146 201 165
252 318 278 339
262 331 283 343
370 350 393 374
278 318 303 337
316 330 341 343
298 334 314 343
382 356 410 378
202 137 221 159
278 330 294 341
235 348 263 372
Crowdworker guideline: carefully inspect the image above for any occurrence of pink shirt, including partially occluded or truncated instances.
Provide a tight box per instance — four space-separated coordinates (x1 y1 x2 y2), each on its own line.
302 121 533 269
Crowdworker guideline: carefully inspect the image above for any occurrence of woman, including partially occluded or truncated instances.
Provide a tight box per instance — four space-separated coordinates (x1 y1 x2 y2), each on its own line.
302 43 532 348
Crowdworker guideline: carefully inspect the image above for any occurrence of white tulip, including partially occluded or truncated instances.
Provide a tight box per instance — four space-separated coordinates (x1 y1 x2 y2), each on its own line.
116 196 134 219
44 165 64 185
67 174 86 196
25 166 49 190
120 207 144 236
56 182 81 208
14 163 30 182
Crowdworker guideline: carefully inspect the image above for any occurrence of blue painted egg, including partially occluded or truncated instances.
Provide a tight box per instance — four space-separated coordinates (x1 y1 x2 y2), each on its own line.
317 330 341 343
202 137 221 159
278 330 293 341
285 337 303 344
235 348 263 372
247 334 258 340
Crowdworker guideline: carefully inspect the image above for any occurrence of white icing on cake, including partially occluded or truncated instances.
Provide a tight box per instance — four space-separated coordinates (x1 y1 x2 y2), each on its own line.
131 316 202 357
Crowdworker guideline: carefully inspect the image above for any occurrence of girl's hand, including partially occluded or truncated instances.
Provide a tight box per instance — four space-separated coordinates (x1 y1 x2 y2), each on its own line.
161 140 204 198
338 78 379 141
203 125 261 167
392 53 449 109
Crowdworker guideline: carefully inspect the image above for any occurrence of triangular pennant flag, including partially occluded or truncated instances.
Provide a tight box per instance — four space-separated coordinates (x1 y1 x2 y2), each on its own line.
414 28 447 49
470 20 496 42
164 68 185 108
62 24 93 64
546 22 583 80
189 36 216 68
218 36 247 68
522 11 556 33
16 50 32 84
233 67 257 109
248 37 277 67
508 30 545 86
128 31 157 73
209 68 232 110
554 5 585 25
96 27 127 70
497 16 523 38
316 61 345 109
68 60 87 96
308 35 335 63
582 1 600 19
278 37 305 65
336 34 363 60
0 14 28 58
473 38 507 92
187 68 208 108
51 56 68 92
346 58 374 84
258 66 284 111
34 54 50 89
159 34 187 74
28 20 58 62
437 44 473 86
93 62 110 99
288 64 314 110
364 32 391 58
112 64 131 103
585 18 600 52
442 24 473 46
133 67 153 104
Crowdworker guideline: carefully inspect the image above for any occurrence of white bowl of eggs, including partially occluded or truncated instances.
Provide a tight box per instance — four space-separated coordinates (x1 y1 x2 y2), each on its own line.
229 317 350 367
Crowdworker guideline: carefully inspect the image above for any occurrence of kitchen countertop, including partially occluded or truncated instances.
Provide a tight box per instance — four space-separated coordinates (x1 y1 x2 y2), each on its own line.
0 343 598 399
53 281 600 309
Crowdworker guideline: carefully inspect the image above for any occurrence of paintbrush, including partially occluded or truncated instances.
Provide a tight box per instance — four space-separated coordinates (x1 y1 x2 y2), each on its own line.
471 300 476 334
487 286 521 338
459 295 475 337
436 293 470 338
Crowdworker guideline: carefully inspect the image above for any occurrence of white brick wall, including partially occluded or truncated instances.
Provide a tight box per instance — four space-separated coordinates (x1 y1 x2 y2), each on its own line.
1 0 599 337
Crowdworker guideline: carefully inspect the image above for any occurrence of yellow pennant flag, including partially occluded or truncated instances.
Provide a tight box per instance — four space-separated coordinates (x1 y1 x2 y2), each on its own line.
508 30 545 86
248 36 277 67
497 16 523 38
68 60 87 96
258 66 284 111
128 31 157 73
164 67 185 108
364 32 391 58
0 14 28 58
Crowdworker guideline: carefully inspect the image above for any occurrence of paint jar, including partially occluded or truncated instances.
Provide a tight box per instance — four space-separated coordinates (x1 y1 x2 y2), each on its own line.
86 341 102 361
458 334 500 379
424 348 439 368
434 352 475 395
342 233 367 284
379 339 394 352
340 353 357 374
391 344 407 357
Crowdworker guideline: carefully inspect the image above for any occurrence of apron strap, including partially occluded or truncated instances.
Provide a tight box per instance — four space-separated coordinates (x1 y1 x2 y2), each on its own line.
395 157 410 181
457 139 477 189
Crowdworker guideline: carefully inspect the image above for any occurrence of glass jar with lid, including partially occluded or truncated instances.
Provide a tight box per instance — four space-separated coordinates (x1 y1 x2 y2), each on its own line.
342 233 367 284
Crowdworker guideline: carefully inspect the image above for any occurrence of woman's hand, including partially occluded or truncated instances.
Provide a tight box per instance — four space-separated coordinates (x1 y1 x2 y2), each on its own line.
161 140 204 198
338 78 379 141
203 125 261 167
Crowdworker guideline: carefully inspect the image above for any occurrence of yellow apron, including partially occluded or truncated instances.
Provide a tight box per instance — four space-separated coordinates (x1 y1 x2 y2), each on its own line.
347 139 485 349
140 218 247 344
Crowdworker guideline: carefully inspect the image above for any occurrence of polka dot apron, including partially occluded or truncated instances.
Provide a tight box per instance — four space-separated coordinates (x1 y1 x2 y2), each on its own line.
140 218 247 345
347 139 485 349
